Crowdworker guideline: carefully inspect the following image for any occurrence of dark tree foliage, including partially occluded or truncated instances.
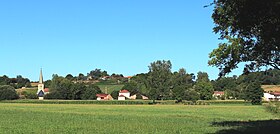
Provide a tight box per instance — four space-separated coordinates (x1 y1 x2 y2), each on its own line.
209 0 280 76
0 85 19 100
147 60 173 101
243 82 264 105
110 90 119 99
122 81 139 95
81 84 102 100
0 75 31 88
87 69 109 80
195 72 214 100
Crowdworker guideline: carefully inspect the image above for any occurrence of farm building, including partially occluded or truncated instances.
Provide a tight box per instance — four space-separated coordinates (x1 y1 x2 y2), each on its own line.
130 94 149 100
213 91 225 99
263 92 280 101
96 94 113 100
118 95 126 100
119 90 130 98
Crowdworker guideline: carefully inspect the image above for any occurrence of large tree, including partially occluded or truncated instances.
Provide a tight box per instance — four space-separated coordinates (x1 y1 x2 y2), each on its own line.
209 0 280 76
147 60 172 101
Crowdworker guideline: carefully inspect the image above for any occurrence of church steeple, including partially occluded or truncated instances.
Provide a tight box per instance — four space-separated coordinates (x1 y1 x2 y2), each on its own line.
39 68 43 84
37 68 45 100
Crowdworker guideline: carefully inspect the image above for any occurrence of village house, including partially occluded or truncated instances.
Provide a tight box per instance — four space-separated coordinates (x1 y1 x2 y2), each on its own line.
213 91 225 99
130 94 149 100
263 92 280 101
118 89 130 100
96 94 113 100
119 89 130 98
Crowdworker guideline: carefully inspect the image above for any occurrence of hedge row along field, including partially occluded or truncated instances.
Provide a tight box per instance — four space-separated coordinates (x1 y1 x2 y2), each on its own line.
0 103 279 133
0 99 260 105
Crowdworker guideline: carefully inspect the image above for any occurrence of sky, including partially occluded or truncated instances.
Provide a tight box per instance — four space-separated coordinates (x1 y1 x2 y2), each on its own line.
0 0 244 81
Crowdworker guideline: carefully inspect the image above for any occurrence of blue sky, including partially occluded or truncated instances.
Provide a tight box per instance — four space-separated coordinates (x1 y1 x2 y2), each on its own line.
0 0 243 81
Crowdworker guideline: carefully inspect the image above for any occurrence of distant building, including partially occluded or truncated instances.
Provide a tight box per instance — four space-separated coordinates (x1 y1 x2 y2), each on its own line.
37 69 45 100
119 90 130 98
213 91 225 99
118 95 126 100
96 94 113 100
130 94 149 100
118 90 130 100
263 92 280 101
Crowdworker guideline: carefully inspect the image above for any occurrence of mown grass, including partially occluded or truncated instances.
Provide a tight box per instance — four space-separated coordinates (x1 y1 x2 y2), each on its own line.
0 103 278 133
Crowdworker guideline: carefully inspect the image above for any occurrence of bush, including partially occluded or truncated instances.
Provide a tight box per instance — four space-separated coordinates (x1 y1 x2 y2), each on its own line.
22 91 37 99
0 85 19 100
265 102 280 114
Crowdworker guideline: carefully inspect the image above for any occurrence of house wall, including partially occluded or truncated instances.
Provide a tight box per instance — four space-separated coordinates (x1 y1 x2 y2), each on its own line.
118 96 125 100
119 92 130 98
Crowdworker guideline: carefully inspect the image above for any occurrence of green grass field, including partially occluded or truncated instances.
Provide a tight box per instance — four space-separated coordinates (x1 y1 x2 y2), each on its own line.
0 103 279 133
97 84 124 93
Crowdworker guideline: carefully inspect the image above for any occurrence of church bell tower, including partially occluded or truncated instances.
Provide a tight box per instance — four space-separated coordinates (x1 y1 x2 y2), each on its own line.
37 68 45 100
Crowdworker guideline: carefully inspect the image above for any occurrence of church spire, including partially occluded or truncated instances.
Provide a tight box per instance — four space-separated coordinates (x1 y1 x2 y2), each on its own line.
39 68 43 84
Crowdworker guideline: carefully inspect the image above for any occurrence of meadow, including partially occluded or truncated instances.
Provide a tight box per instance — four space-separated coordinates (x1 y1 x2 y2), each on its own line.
0 103 279 133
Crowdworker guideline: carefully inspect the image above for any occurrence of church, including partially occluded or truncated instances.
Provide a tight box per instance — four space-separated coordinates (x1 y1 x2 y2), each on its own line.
37 69 45 100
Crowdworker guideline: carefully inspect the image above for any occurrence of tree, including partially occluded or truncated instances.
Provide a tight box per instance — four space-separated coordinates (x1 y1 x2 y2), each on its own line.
243 82 264 105
147 60 172 101
209 0 280 76
171 68 194 100
81 84 102 100
195 72 214 100
122 81 139 95
111 90 119 99
0 85 19 100
65 74 74 81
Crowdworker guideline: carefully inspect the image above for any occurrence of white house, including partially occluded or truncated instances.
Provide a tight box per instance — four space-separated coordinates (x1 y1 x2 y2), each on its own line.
118 95 126 100
263 92 280 101
119 90 130 98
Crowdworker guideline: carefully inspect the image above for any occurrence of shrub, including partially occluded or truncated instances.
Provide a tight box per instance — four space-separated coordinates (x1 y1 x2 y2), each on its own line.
265 102 280 114
0 85 19 100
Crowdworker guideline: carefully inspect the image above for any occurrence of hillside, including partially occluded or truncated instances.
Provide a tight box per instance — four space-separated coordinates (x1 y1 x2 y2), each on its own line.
97 84 124 94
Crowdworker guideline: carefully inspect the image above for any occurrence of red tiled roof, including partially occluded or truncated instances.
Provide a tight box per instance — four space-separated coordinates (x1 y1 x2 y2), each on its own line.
96 94 109 97
44 88 49 92
119 90 130 93
272 92 280 96
118 95 126 97
214 91 224 95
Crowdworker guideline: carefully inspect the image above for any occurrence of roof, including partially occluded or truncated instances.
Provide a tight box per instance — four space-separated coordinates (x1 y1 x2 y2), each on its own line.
271 92 280 96
118 95 126 97
96 94 109 97
39 68 43 84
213 91 225 95
119 90 130 93
44 88 49 92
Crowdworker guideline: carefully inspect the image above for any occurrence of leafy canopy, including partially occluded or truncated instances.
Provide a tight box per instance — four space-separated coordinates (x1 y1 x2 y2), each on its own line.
209 0 280 76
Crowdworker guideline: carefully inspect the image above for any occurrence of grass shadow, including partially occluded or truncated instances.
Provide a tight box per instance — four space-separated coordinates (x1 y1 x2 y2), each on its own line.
212 119 280 134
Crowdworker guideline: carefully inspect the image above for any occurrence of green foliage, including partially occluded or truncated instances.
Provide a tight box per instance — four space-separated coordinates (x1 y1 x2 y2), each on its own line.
183 89 200 102
21 89 37 99
265 102 280 114
47 75 100 100
110 90 119 99
147 60 173 100
195 72 214 100
81 84 101 100
243 82 263 105
210 0 280 75
0 75 31 89
0 85 19 100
